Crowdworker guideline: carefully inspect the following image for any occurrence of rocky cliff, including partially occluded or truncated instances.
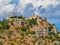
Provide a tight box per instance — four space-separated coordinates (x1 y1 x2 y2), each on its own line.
0 15 60 45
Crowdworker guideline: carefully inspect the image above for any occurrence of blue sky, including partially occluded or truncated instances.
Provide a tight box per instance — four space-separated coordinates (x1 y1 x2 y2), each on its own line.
0 0 60 30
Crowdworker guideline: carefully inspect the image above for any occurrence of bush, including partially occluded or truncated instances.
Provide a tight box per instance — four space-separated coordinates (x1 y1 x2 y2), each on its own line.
18 15 25 19
8 31 12 35
0 41 3 45
11 43 14 45
48 25 53 32
21 21 24 25
28 19 37 26
0 29 5 33
25 31 30 35
21 26 27 32
39 17 42 19
30 31 36 35
2 19 10 29
52 24 55 26
10 16 17 18
0 35 5 39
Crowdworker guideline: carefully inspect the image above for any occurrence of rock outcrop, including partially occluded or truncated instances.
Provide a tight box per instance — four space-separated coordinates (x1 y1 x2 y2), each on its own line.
0 15 59 45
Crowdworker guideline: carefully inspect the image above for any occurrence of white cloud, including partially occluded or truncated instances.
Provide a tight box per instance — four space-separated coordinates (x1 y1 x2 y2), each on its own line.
0 0 60 17
0 0 11 5
17 0 60 15
0 4 15 15
0 0 15 16
19 0 60 8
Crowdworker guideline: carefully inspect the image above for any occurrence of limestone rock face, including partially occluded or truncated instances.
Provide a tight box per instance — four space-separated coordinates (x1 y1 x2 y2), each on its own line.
0 15 59 45
7 15 58 33
51 26 58 33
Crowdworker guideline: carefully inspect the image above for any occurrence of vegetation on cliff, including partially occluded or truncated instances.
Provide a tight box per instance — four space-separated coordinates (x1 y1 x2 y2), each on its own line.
0 15 60 45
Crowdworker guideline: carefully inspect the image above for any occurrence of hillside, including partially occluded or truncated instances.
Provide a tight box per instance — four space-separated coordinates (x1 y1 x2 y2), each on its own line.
0 15 60 45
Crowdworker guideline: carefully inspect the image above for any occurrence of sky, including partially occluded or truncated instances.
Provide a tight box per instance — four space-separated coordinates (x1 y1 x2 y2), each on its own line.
0 0 60 30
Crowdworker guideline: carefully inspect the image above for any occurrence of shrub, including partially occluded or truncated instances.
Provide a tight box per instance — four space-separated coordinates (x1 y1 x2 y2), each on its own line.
0 35 5 39
21 21 24 25
2 19 10 29
10 16 17 18
38 42 41 45
20 32 24 40
25 31 30 35
39 17 42 19
52 24 55 26
9 32 12 35
30 31 36 35
11 43 14 45
48 25 53 32
0 29 5 33
0 41 3 45
21 26 27 32
28 19 37 26
18 15 25 19
21 32 24 36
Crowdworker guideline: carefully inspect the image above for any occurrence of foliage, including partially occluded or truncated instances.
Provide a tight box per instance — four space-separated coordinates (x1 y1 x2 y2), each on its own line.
48 24 53 32
21 26 27 32
21 21 24 25
0 19 10 29
0 41 3 45
28 18 37 26
0 29 5 33
11 43 14 45
10 16 17 18
8 31 13 35
0 35 5 39
39 17 42 19
52 24 55 26
21 32 24 36
18 15 25 19
25 31 29 35
2 19 10 29
53 43 57 45
30 31 36 34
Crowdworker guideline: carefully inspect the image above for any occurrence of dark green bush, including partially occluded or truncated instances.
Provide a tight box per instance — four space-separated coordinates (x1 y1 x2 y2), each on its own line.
28 19 37 26
48 25 53 32
10 16 17 18
39 17 42 19
18 15 25 19
21 26 27 32
11 43 14 45
0 19 10 29
30 31 36 34
25 31 30 35
21 21 24 25
0 41 3 45
2 19 10 29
